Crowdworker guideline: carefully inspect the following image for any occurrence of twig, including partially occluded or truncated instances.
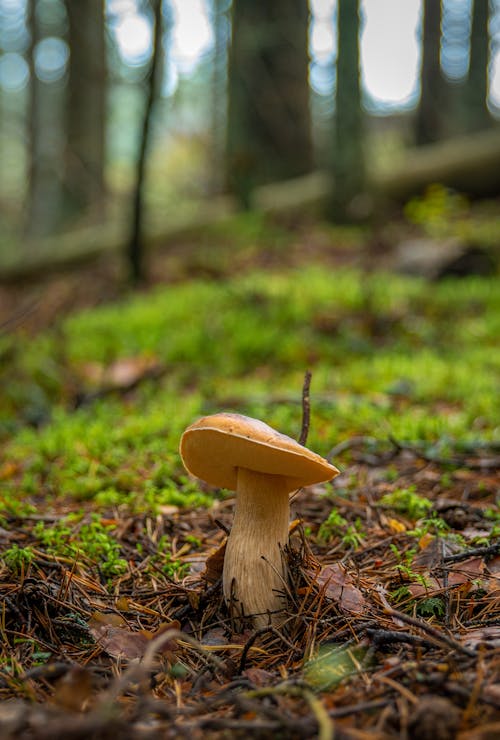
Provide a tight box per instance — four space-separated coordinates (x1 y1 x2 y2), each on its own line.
299 370 312 445
381 606 477 658
389 435 500 470
365 628 435 650
327 436 378 461
442 543 500 563
239 626 296 673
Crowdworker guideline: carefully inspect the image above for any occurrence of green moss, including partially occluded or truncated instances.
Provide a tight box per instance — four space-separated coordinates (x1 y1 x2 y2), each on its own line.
2 266 498 531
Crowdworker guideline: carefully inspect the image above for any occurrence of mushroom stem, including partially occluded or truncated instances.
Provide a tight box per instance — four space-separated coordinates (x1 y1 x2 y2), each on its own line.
223 467 292 629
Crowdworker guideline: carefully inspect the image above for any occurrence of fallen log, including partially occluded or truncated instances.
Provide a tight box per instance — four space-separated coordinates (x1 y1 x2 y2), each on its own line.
375 127 500 202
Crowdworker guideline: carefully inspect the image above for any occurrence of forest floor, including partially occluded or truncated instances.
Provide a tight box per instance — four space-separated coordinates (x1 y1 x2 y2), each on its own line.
0 208 499 739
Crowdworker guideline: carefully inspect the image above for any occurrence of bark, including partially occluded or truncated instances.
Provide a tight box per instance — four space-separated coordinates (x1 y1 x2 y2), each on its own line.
127 0 164 284
25 0 64 238
464 0 491 132
416 0 446 145
209 0 230 194
65 0 106 219
226 0 312 208
328 0 365 221
376 128 500 202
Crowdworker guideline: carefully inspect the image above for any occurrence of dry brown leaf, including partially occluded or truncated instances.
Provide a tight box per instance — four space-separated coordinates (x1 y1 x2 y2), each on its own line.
461 625 500 649
89 610 127 628
316 563 366 613
204 540 227 584
201 628 228 646
409 556 485 597
242 667 275 686
90 622 148 660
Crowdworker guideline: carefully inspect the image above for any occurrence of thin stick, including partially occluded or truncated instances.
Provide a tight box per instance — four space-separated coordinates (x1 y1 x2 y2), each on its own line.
382 606 477 658
299 370 312 445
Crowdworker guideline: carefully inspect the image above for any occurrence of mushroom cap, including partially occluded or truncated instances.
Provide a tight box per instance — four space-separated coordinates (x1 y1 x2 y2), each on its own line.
180 413 340 491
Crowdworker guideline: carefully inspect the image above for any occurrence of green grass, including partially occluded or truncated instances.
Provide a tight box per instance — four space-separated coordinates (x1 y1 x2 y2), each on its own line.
1 265 499 531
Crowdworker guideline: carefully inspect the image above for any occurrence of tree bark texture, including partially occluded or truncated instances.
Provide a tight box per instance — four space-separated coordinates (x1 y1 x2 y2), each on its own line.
127 0 164 284
416 0 447 145
226 0 312 208
464 0 491 133
328 0 365 221
65 0 107 219
25 0 65 238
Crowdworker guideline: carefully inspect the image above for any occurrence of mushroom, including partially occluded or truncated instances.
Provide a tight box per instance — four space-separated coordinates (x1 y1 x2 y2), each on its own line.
180 413 340 629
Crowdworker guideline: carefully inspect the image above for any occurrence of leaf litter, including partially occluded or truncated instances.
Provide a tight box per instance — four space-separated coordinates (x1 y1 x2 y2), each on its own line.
1 254 499 738
1 444 499 739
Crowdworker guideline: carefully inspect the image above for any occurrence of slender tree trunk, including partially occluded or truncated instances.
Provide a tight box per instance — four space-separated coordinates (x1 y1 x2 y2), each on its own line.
25 0 63 238
328 0 365 221
127 0 163 284
209 0 230 194
226 0 312 208
416 0 446 145
464 0 491 132
64 0 106 220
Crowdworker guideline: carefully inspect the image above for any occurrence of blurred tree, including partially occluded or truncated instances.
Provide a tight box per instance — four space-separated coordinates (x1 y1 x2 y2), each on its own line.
25 0 65 238
127 0 164 284
226 0 312 208
416 0 447 145
328 0 365 221
209 0 230 194
64 0 107 219
463 0 492 132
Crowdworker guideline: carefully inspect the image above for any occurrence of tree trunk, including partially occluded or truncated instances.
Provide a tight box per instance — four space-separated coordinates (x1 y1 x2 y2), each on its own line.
416 0 446 145
25 0 64 238
64 0 106 220
127 0 164 285
464 0 491 133
376 128 500 202
328 0 365 221
226 0 312 208
209 0 230 194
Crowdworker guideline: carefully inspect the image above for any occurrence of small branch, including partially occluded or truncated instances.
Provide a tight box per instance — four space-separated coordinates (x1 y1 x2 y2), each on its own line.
389 435 500 470
327 435 378 461
365 628 435 650
442 543 500 563
381 606 477 658
299 370 312 445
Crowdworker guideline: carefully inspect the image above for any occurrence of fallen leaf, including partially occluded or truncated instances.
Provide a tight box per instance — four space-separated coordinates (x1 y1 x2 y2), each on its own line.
203 540 226 584
387 518 407 533
0 461 19 480
91 624 149 660
201 628 228 646
89 610 127 628
316 563 366 613
242 667 275 686
461 625 500 649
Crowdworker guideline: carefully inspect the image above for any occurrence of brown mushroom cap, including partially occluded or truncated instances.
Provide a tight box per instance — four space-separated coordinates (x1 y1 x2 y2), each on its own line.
180 412 340 491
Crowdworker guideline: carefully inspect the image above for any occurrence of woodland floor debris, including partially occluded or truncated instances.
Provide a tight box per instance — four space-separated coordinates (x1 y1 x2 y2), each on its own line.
1 448 499 738
1 234 499 737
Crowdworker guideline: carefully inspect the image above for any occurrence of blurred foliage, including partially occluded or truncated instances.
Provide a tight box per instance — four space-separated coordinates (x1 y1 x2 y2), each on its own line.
404 184 500 246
